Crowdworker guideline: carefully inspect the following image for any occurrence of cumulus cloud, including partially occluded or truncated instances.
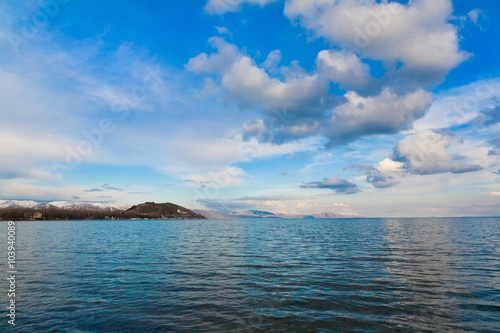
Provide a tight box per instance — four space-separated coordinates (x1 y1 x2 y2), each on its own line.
205 0 278 14
223 57 329 114
358 130 483 188
186 37 240 74
300 177 360 194
317 50 373 93
326 88 433 146
188 37 343 143
366 158 406 188
396 130 482 175
187 37 334 119
189 38 437 146
285 0 468 74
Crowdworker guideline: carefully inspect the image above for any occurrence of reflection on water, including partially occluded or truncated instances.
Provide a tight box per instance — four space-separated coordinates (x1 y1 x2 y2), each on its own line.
0 218 498 332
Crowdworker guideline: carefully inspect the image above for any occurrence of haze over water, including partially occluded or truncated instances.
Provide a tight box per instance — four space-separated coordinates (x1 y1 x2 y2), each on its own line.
1 217 499 332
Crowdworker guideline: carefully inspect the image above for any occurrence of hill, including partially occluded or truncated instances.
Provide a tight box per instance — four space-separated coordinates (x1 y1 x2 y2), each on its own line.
124 202 205 219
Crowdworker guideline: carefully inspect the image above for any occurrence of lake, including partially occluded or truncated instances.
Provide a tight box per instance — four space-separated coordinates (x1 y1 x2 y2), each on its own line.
0 218 498 332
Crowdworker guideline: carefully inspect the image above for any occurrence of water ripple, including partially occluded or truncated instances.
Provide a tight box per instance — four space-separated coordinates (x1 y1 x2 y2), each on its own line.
0 217 498 332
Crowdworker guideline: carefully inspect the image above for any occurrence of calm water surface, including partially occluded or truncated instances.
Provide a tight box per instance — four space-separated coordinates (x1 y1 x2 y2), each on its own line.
0 218 498 332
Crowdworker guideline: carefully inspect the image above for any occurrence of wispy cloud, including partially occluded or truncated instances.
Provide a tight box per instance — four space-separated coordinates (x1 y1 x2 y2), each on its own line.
84 188 104 193
205 0 278 14
300 177 360 195
101 184 123 192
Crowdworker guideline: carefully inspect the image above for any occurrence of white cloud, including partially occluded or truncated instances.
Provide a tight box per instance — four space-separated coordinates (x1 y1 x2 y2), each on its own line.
215 26 231 35
188 38 440 147
187 37 334 121
0 129 80 182
468 9 481 24
413 78 500 131
262 49 282 70
362 131 488 188
159 132 323 192
317 50 372 92
397 130 482 175
326 88 433 146
223 56 323 111
197 77 220 98
466 9 488 30
186 37 240 74
164 133 321 168
0 12 191 197
181 165 248 188
367 158 406 188
285 0 468 73
205 0 278 14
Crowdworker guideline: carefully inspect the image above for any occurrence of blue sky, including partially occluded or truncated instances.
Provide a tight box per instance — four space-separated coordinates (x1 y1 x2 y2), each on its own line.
1 0 499 217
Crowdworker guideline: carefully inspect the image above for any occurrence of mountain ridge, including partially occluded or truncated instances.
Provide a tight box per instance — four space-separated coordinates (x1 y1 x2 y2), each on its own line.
0 200 204 220
0 200 353 220
194 209 353 219
0 200 132 211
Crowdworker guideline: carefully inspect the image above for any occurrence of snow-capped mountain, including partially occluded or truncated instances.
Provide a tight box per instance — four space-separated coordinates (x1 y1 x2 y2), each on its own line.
0 200 132 211
0 200 41 209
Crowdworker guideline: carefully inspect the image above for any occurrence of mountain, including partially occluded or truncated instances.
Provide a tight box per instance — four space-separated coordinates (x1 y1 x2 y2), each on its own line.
0 200 205 220
0 200 131 211
231 209 278 218
200 209 351 219
125 202 205 219
308 212 347 218
0 200 352 220
0 200 41 209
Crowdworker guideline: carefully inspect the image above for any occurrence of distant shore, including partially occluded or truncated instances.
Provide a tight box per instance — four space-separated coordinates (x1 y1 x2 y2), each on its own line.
0 202 206 221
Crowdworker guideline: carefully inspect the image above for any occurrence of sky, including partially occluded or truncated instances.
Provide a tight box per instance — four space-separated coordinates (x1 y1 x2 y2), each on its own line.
0 0 499 217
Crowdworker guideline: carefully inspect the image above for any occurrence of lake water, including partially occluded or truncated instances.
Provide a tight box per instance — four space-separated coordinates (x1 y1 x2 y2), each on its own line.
0 218 499 332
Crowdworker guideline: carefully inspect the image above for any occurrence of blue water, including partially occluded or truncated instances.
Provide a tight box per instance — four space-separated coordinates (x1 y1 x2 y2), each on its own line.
0 218 499 332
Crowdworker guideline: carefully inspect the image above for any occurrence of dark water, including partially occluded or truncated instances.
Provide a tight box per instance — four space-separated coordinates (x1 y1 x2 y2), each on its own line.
0 218 499 332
